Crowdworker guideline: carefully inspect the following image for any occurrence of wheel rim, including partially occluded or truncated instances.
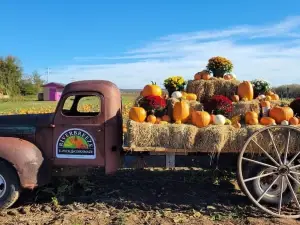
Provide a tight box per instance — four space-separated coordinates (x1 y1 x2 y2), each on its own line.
238 125 300 218
256 168 288 197
0 174 6 198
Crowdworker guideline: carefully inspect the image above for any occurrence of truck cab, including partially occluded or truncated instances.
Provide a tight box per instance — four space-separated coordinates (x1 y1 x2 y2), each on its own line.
0 80 123 209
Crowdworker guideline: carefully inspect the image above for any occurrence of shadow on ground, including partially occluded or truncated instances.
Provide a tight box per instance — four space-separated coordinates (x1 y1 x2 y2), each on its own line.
13 168 267 219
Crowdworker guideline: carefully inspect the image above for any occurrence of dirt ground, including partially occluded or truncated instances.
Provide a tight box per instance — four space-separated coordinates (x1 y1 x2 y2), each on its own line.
1 167 300 225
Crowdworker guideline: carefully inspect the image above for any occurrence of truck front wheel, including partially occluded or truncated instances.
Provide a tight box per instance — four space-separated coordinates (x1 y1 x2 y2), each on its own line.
0 160 20 210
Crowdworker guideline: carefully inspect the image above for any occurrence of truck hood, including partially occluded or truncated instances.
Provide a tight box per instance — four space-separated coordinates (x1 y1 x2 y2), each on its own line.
0 113 54 127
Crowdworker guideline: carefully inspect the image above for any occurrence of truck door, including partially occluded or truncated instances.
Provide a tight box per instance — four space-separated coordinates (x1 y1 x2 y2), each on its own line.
52 91 105 167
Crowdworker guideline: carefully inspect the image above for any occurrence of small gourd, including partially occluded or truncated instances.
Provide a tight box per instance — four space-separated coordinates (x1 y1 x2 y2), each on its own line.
162 115 171 122
186 93 197 101
281 120 289 125
289 117 299 125
147 115 156 124
231 95 240 102
232 122 241 129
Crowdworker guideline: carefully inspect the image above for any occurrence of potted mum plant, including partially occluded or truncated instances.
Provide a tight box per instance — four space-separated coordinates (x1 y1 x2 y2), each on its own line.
163 76 186 96
251 79 271 98
206 56 233 78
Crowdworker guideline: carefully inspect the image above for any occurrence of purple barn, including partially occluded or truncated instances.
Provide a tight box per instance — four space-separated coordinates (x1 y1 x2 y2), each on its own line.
41 82 65 101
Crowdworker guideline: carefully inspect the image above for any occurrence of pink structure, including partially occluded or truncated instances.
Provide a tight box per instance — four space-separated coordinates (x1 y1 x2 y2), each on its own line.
41 82 65 101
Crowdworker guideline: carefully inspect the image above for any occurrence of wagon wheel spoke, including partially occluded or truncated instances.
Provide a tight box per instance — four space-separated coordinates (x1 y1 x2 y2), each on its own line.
289 164 300 170
278 176 284 215
267 129 283 165
238 126 300 218
251 139 281 167
285 175 300 210
290 171 300 177
242 157 278 169
284 130 291 165
257 175 280 203
244 171 277 183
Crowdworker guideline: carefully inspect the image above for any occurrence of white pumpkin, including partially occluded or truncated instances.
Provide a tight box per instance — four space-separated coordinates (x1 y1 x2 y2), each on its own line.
281 120 289 125
171 91 182 99
259 94 266 99
213 114 226 125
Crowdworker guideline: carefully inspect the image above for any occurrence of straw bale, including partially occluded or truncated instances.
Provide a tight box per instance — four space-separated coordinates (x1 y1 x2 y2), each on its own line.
127 120 300 155
229 100 261 118
166 98 203 121
186 79 240 102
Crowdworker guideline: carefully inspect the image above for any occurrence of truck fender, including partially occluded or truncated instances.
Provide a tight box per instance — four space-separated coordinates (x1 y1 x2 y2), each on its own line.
0 137 45 189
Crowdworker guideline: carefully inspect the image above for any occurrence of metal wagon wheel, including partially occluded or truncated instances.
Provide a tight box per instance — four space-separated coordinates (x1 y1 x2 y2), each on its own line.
237 125 300 218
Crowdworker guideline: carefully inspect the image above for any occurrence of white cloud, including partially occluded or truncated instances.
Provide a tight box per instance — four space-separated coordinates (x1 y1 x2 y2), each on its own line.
48 16 300 89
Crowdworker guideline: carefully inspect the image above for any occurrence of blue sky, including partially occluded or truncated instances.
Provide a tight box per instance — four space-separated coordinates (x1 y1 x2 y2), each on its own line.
1 1 300 88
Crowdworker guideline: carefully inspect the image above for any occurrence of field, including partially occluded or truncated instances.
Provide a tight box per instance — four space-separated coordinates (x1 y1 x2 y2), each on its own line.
0 92 300 225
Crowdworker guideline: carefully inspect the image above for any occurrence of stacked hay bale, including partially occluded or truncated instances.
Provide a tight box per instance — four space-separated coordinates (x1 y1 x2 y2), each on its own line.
127 120 300 154
186 78 240 102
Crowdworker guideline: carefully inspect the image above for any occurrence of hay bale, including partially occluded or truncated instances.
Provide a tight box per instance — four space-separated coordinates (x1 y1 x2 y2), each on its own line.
166 98 203 121
127 120 300 155
186 79 240 102
229 100 261 118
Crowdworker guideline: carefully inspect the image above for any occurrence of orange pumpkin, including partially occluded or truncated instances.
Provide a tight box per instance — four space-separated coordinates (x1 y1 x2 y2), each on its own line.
202 73 211 80
191 111 211 128
173 100 190 123
248 118 259 125
260 100 271 108
289 117 299 125
269 106 294 124
147 115 156 124
155 117 162 124
231 95 239 102
265 96 272 101
210 114 215 124
142 81 162 97
265 90 274 96
238 81 254 101
224 74 232 80
186 93 197 101
245 111 258 124
194 72 202 80
271 94 280 100
260 117 276 125
129 107 147 122
123 127 128 133
162 115 171 122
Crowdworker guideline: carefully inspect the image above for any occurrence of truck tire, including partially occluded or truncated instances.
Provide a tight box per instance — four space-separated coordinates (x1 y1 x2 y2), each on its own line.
242 158 299 205
0 160 21 210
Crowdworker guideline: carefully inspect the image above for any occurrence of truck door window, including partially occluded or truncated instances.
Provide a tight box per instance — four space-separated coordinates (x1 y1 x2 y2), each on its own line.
62 94 101 117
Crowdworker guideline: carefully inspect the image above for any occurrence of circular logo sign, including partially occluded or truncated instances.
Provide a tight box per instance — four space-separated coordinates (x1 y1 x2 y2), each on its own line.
56 128 96 159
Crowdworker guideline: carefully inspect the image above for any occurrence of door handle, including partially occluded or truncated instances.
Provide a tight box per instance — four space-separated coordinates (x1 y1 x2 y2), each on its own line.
97 129 102 132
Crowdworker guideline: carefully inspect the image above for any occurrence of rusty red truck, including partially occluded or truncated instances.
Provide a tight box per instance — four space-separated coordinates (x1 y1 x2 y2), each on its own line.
0 80 300 219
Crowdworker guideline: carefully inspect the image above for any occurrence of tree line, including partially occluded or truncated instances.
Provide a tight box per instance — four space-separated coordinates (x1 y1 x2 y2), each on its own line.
273 84 300 99
0 55 44 96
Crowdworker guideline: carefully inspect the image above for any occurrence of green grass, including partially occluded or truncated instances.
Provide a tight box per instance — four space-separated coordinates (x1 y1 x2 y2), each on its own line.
0 92 138 114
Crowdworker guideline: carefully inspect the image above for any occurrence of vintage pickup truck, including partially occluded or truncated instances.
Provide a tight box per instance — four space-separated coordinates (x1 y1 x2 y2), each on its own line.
0 80 300 219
